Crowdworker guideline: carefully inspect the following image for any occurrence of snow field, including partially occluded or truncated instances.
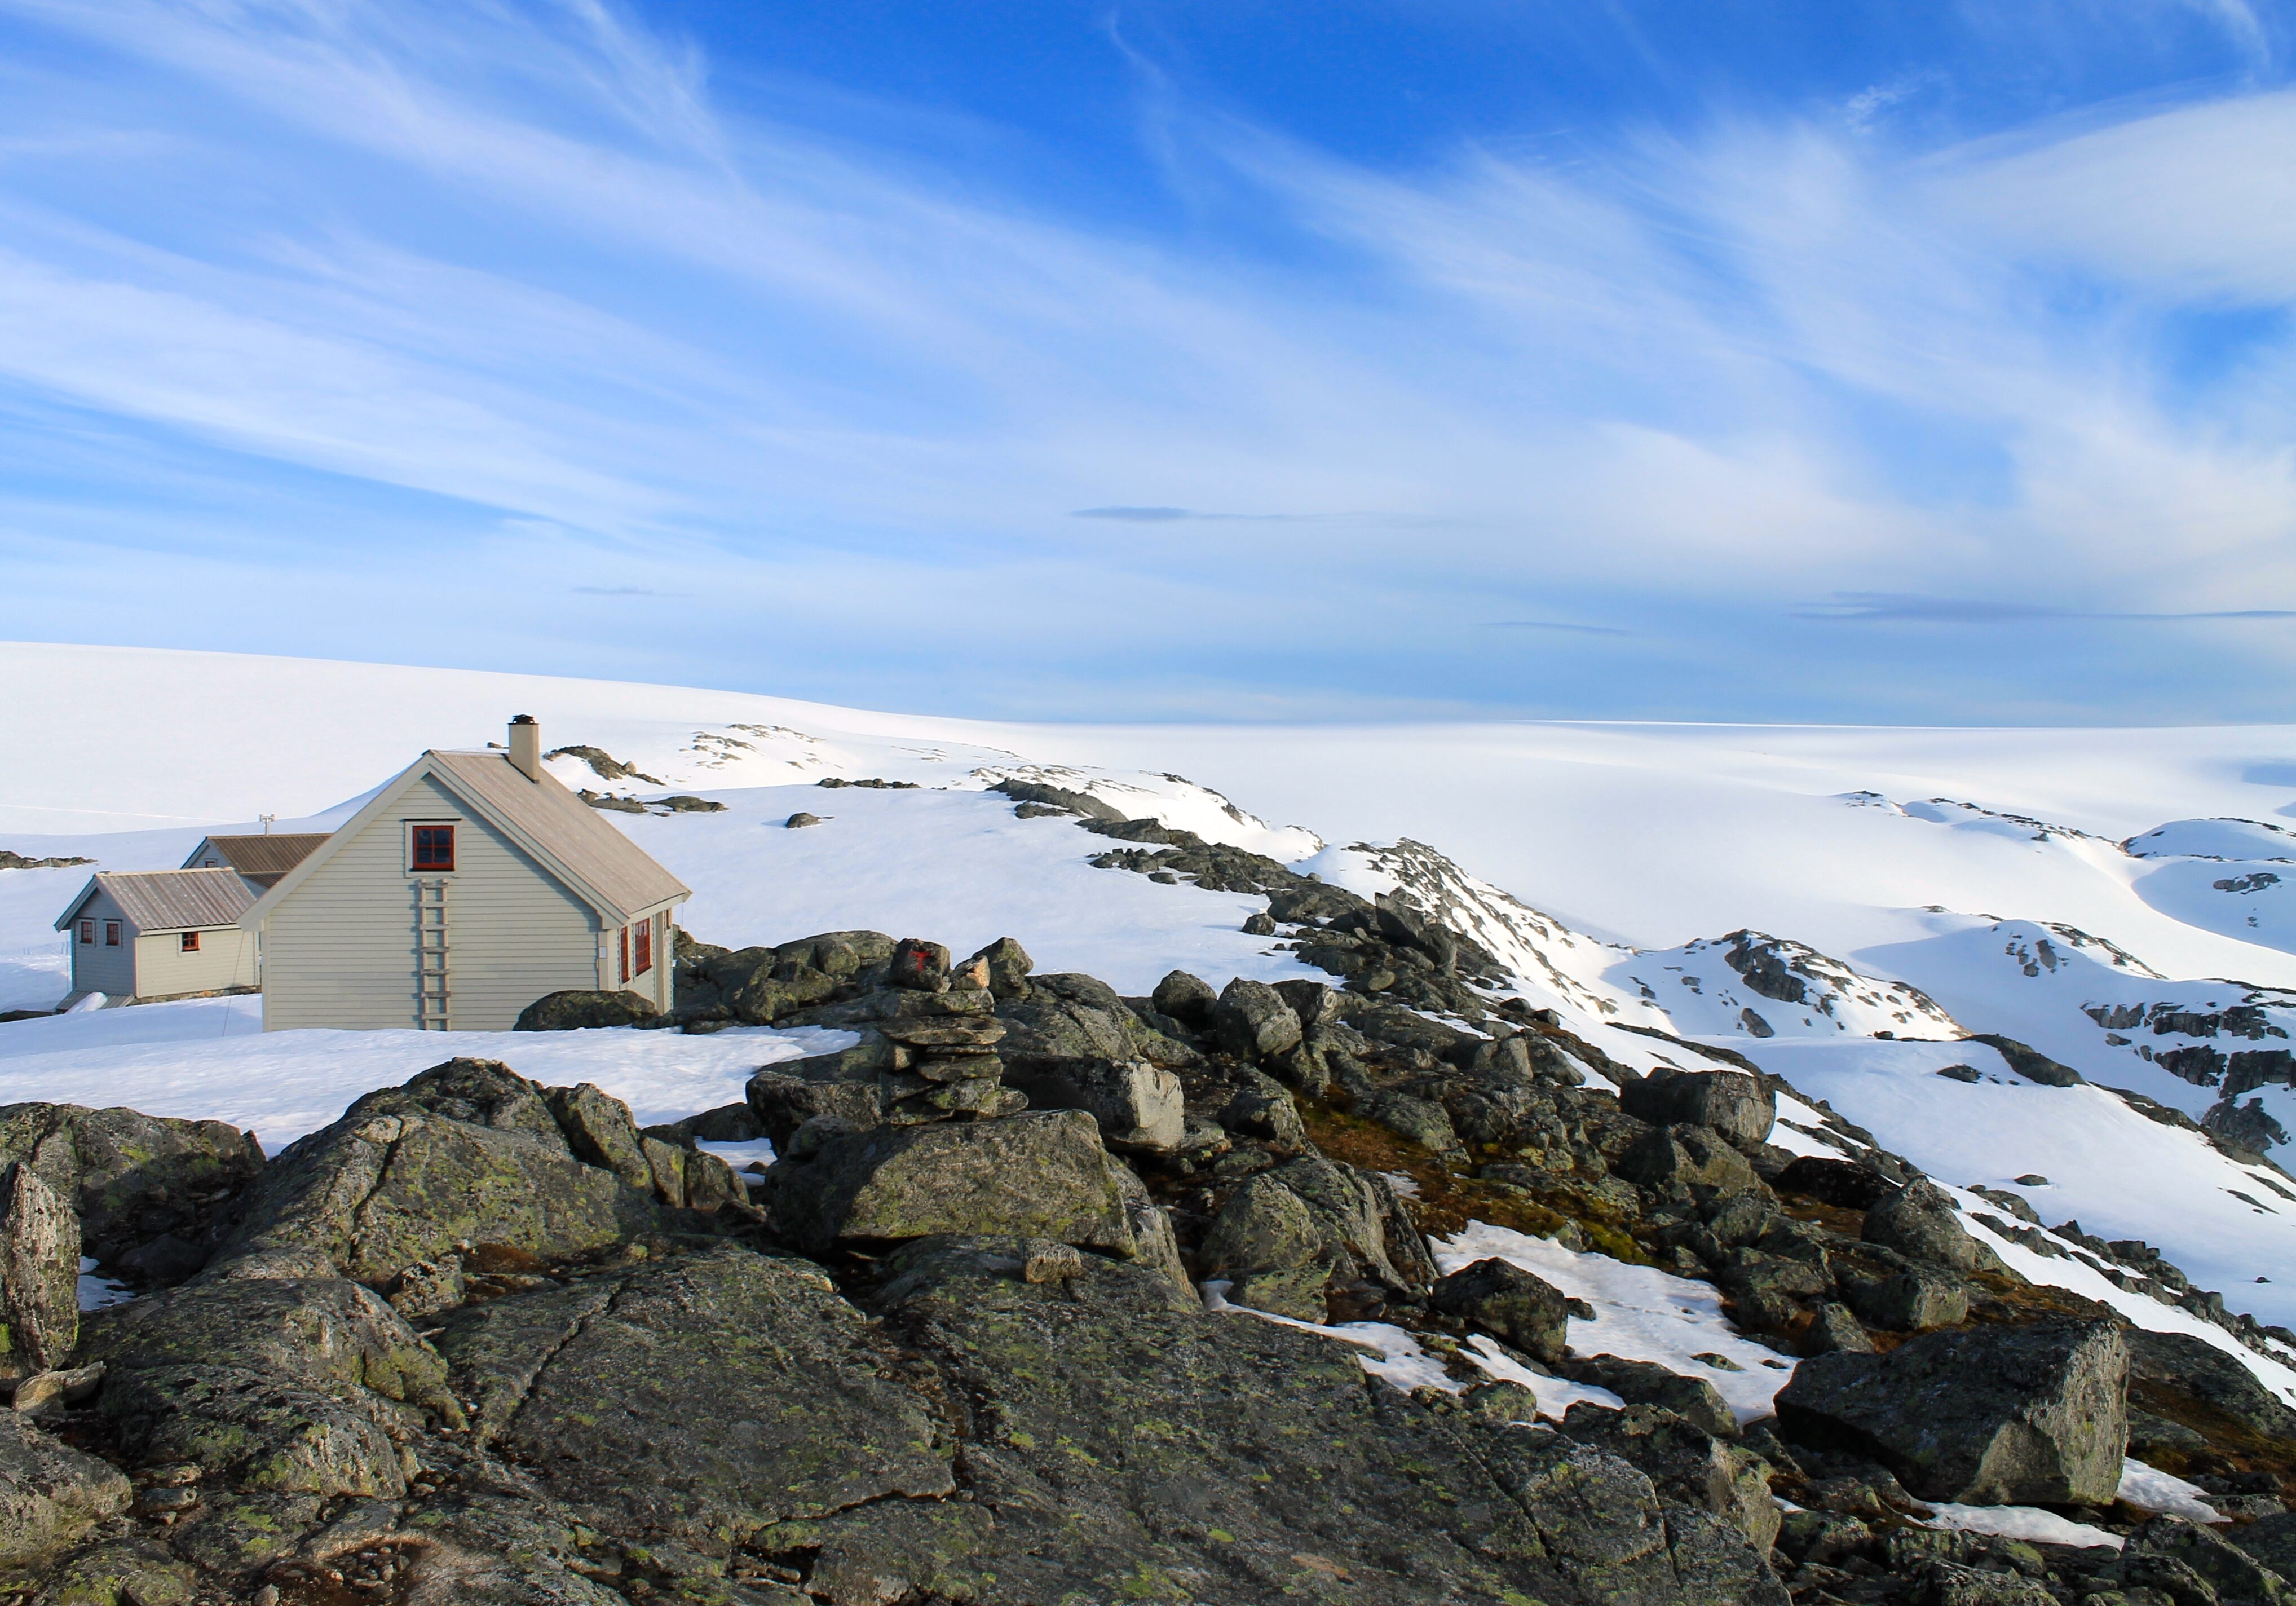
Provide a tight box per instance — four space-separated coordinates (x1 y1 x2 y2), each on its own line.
0 994 844 1153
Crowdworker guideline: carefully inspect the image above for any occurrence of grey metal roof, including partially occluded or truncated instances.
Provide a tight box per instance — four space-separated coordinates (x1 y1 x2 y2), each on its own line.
55 868 256 933
183 833 331 888
424 751 688 920
424 751 689 921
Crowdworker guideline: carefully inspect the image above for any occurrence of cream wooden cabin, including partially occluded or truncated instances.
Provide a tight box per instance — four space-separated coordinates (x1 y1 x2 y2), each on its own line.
239 717 691 1032
53 869 261 1005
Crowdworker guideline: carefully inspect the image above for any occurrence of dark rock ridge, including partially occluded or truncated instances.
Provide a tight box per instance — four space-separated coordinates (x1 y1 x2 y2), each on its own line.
6 893 2294 1601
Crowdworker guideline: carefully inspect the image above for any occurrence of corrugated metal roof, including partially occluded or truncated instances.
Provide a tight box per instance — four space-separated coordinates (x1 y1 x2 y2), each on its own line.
55 868 256 933
427 751 690 920
184 833 330 888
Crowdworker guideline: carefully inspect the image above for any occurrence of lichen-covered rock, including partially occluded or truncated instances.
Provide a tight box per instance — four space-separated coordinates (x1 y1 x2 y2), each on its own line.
778 1233 1787 1605
1150 968 1217 1027
962 936 1035 999
1360 1089 1463 1154
1862 1179 1977 1271
209 1060 658 1284
1212 977 1304 1062
1565 1357 1739 1440
1429 1256 1572 1365
1562 1403 1780 1555
0 1410 131 1566
0 1162 78 1378
1002 1057 1184 1151
994 973 1144 1068
512 990 661 1031
1776 1320 2127 1505
430 1243 954 1546
1619 1069 1776 1151
1617 1124 1763 1200
0 1101 264 1268
757 1109 1140 1258
1200 1173 1332 1318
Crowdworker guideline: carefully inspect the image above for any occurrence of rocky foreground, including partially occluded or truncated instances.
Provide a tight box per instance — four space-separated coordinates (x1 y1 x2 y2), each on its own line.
0 916 2294 1605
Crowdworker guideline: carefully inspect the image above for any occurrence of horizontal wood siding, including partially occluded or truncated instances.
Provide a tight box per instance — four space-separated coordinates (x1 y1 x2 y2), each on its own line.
129 929 258 999
261 773 599 1032
67 888 135 998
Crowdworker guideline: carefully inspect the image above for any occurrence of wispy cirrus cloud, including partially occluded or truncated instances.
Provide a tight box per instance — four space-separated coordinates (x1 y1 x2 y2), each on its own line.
0 0 2291 721
1798 593 2296 623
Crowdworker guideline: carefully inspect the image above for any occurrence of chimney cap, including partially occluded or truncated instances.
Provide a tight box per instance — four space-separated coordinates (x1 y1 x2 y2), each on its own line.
511 713 536 725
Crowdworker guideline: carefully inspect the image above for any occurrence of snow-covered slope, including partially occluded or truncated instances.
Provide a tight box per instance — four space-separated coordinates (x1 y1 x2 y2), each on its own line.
8 640 2296 1369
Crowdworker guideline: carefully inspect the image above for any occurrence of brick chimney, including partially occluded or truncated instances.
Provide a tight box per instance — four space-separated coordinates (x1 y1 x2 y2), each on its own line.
509 715 541 781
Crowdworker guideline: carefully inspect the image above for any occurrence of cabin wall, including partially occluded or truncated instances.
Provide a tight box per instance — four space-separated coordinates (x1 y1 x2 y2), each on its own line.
65 888 135 998
259 773 599 1031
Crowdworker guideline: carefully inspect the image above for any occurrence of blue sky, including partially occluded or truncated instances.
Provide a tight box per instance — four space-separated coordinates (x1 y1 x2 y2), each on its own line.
2 1 2295 722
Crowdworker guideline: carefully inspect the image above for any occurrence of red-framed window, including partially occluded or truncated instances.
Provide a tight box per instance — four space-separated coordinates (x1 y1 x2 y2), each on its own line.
633 915 653 976
77 919 92 945
618 925 630 983
411 824 456 872
104 921 121 947
180 932 201 952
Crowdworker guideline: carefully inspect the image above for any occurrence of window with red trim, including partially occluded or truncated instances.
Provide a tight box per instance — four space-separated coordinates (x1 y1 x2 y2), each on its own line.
633 915 652 976
78 920 92 945
105 921 121 947
618 925 630 983
180 932 201 952
410 824 456 872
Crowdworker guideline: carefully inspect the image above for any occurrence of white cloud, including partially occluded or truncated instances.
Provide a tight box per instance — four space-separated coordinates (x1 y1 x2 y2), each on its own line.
0 0 2290 717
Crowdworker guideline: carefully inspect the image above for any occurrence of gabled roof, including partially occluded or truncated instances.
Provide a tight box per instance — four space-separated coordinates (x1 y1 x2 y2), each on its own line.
55 868 256 933
183 833 331 888
240 749 690 929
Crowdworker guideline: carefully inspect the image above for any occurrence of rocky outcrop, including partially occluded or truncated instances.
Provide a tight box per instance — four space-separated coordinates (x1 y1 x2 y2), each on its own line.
0 1162 80 1380
1429 1256 1573 1364
1619 1069 1776 1151
431 1243 954 1547
0 1101 264 1279
0 1409 131 1565
513 989 663 1031
209 1059 689 1283
758 1109 1146 1260
1776 1320 2128 1505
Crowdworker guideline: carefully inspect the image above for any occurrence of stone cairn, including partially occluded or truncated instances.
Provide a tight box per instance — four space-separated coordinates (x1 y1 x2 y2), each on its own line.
876 939 1028 1124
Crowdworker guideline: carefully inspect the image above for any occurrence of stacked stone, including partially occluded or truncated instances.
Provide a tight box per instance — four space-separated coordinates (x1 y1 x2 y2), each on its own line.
875 939 1028 1124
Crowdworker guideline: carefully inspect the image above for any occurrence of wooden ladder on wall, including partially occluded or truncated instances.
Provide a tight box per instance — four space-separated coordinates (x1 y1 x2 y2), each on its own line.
414 879 451 1030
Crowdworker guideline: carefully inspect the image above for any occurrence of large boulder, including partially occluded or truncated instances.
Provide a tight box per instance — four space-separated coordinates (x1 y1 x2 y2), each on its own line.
1199 1173 1334 1319
431 1243 955 1547
1618 1069 1776 1150
0 1101 264 1270
0 1162 80 1379
1861 1180 1977 1271
1775 1320 2127 1505
512 989 661 1031
209 1059 663 1284
1429 1256 1573 1365
1212 978 1305 1062
1562 1402 1780 1554
1565 1357 1739 1441
1198 1153 1438 1320
1617 1124 1762 1200
1002 1057 1184 1152
0 1410 132 1566
757 1109 1143 1259
2126 1325 2296 1442
995 973 1147 1067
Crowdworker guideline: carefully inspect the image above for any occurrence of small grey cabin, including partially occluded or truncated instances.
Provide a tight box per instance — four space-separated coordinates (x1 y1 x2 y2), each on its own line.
240 717 691 1031
183 832 331 892
53 869 261 1005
